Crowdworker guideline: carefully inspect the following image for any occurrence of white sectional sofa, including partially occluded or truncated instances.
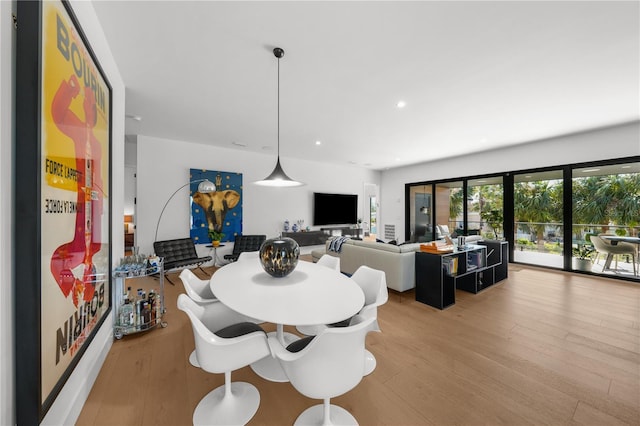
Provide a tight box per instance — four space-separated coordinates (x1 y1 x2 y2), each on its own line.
311 236 484 292
311 239 423 292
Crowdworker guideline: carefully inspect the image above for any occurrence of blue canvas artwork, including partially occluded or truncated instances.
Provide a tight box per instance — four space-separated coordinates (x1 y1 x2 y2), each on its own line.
189 169 243 244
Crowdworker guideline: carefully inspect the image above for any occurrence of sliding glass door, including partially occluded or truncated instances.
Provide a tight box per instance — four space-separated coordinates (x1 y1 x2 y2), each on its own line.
467 177 504 239
572 161 639 280
513 170 564 268
406 156 639 282
435 181 463 239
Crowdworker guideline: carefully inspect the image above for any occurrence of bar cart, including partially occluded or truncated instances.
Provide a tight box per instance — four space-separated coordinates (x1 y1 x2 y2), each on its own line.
113 257 167 339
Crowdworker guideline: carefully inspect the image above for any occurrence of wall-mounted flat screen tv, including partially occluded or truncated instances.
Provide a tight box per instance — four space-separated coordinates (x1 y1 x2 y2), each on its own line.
313 192 358 226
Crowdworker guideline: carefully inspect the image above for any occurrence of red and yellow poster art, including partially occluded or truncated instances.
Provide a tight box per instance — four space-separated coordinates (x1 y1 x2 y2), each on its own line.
40 0 111 403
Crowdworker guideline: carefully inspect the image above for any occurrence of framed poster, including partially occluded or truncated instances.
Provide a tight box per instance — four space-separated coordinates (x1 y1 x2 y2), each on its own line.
15 0 112 423
190 169 243 243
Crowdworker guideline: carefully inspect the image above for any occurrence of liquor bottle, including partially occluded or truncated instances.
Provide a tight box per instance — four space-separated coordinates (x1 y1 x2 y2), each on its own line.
148 290 156 323
136 299 143 326
154 289 162 319
120 297 133 327
141 300 150 329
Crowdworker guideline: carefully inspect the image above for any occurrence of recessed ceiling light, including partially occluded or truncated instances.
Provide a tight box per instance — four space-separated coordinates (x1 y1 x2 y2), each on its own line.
315 140 322 145
582 168 600 173
396 101 406 108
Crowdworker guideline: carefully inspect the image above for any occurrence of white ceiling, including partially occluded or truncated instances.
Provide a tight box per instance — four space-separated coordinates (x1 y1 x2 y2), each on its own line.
92 1 639 170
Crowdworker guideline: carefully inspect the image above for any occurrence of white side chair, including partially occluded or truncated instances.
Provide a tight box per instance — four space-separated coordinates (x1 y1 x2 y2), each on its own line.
269 315 377 426
180 290 258 368
237 251 260 262
179 268 217 304
177 294 271 426
296 255 341 336
316 254 340 271
179 269 220 367
297 265 388 376
349 265 388 376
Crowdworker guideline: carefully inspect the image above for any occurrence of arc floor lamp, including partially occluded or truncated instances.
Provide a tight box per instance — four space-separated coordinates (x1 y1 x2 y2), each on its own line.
154 178 216 242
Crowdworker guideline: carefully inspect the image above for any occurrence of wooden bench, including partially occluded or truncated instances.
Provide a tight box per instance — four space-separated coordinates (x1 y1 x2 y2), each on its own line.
153 238 212 285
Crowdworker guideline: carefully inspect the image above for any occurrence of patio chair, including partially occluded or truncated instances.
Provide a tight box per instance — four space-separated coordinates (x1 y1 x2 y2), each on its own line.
592 235 637 275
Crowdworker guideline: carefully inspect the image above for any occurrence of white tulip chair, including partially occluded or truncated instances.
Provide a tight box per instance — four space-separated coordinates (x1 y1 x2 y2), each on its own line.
316 254 340 271
297 265 388 376
179 268 217 304
269 315 377 425
296 255 341 336
177 294 271 425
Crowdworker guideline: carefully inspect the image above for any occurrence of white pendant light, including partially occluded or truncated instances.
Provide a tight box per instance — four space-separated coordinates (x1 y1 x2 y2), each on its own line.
254 47 304 187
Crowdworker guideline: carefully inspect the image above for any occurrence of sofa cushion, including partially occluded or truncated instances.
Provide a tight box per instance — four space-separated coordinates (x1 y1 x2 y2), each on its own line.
464 235 484 243
317 237 418 292
399 243 422 253
352 240 401 253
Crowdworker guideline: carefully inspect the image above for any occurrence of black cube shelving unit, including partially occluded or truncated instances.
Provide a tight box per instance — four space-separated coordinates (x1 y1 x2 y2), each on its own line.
415 241 508 310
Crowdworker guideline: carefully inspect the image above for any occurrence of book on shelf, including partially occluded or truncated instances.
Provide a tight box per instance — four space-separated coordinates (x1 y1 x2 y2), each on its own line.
443 256 458 275
467 250 485 269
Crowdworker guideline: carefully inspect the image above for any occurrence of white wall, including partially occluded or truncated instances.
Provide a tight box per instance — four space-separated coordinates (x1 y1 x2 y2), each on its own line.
124 139 137 216
136 135 381 257
379 122 640 242
124 165 136 216
0 1 15 424
0 0 125 424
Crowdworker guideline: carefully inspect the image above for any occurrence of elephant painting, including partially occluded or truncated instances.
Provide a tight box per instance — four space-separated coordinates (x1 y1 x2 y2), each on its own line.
192 190 241 233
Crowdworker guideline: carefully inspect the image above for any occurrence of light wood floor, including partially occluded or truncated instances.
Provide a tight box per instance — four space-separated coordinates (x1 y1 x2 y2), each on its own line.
77 261 640 426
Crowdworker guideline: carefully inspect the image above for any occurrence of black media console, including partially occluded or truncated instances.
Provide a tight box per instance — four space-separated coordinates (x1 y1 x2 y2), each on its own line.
282 231 329 247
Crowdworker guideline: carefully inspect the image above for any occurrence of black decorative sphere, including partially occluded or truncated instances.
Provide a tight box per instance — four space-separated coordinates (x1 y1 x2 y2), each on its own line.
259 237 300 278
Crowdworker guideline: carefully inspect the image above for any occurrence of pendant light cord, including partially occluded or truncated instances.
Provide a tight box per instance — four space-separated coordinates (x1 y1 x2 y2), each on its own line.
253 47 304 186
277 54 280 159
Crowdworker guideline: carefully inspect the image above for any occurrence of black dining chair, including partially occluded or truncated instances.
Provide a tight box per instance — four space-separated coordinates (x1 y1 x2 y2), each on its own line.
223 235 266 262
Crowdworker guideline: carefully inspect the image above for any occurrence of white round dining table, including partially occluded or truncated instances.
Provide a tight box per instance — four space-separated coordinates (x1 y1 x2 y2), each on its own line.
210 259 365 382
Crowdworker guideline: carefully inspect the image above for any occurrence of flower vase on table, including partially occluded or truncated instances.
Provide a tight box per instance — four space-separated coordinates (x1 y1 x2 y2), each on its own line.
208 230 225 248
259 237 300 278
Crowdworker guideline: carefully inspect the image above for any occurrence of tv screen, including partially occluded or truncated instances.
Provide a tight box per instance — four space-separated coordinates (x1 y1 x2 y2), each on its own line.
313 192 358 226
